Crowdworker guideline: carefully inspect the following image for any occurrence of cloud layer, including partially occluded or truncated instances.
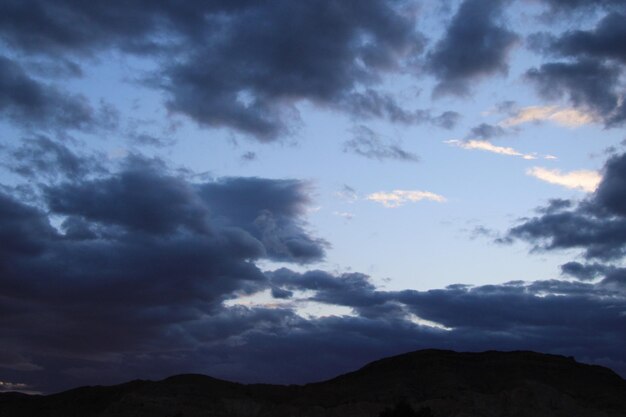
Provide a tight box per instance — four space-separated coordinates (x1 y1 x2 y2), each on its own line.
0 142 624 393
509 152 626 260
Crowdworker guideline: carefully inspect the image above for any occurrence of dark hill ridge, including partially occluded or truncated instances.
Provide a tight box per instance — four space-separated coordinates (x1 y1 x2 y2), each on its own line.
1 349 625 417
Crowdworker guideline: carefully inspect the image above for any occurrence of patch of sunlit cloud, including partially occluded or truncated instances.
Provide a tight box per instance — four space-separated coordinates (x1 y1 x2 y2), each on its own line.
366 190 446 208
407 313 453 331
500 106 595 128
223 290 356 319
526 167 601 192
445 139 552 160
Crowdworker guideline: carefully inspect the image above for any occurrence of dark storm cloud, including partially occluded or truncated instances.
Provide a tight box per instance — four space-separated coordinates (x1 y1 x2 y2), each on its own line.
527 12 626 126
12 264 625 393
427 0 518 96
2 167 625 393
257 269 625 380
560 262 613 281
162 1 425 140
602 268 626 289
270 268 376 295
2 149 623 393
548 12 626 64
0 0 216 55
24 58 83 79
0 1 428 140
41 157 325 263
198 177 327 263
45 167 211 235
343 125 419 163
508 152 626 260
526 60 625 127
4 135 105 181
0 56 113 131
396 280 624 334
0 154 332 391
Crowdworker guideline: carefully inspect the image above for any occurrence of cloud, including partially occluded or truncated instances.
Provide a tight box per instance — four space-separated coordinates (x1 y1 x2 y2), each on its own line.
508 152 626 260
560 261 614 281
539 0 626 13
160 1 425 140
546 12 626 64
467 123 507 140
341 90 462 129
127 132 174 148
344 126 419 163
336 185 358 203
500 106 596 128
48 272 622 391
0 152 336 390
2 1 626 395
445 139 542 160
0 1 428 141
427 0 518 96
527 11 626 127
0 56 115 132
0 153 625 392
526 60 625 127
526 167 601 192
366 190 446 208
3 135 106 181
241 151 256 162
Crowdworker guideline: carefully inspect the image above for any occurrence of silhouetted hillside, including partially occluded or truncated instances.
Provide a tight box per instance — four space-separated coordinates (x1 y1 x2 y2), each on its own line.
1 350 625 417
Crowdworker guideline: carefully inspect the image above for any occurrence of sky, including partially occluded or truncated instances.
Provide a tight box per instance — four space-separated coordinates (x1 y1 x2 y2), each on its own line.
0 0 625 394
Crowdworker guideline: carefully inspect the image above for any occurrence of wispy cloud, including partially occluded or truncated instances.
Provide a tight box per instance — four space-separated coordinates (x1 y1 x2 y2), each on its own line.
367 190 446 208
333 211 354 220
335 185 358 203
344 126 419 163
526 167 601 192
445 139 551 160
500 106 595 128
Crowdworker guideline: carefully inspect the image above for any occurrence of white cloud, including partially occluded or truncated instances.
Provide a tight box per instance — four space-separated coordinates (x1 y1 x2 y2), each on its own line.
366 190 446 208
526 167 601 192
500 106 595 128
445 139 539 160
407 313 453 331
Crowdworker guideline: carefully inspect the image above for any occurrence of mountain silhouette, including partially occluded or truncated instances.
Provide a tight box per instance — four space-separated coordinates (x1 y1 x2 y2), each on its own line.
1 350 625 416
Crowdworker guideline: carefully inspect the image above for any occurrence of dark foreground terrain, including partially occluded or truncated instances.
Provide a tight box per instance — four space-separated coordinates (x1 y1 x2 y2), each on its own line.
1 350 625 417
